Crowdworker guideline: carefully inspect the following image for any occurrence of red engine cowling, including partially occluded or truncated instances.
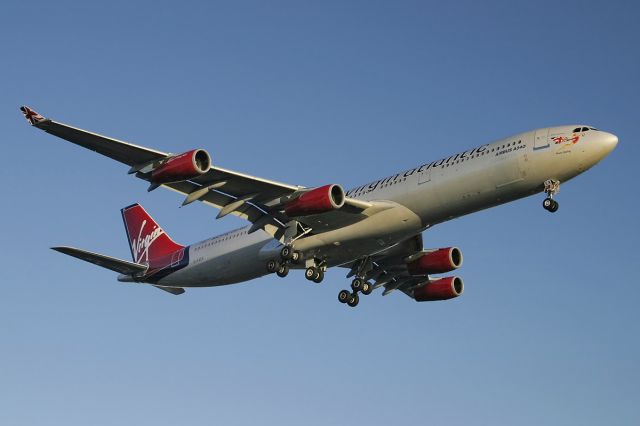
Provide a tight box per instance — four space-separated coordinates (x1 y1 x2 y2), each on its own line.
407 247 463 275
284 184 345 216
412 276 464 302
151 149 211 184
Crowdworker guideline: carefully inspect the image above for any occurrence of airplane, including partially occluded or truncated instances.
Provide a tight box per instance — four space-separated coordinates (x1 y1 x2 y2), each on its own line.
20 106 618 307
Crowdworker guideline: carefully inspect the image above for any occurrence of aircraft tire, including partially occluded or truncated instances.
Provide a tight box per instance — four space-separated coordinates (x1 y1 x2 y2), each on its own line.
276 264 289 278
347 293 359 307
280 246 293 260
305 267 317 281
338 290 350 303
351 278 364 292
361 282 372 295
266 260 279 273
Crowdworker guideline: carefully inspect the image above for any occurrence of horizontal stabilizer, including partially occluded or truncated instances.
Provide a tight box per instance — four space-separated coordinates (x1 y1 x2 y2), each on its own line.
52 246 148 275
153 285 185 295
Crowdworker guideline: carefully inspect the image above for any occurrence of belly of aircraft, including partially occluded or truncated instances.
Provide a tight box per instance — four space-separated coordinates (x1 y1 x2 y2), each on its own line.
292 203 424 266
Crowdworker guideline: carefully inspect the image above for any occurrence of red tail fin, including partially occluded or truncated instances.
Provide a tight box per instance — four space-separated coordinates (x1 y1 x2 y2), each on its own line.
121 204 184 265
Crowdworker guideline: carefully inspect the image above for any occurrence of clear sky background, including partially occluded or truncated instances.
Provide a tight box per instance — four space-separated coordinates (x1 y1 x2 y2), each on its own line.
1 1 638 425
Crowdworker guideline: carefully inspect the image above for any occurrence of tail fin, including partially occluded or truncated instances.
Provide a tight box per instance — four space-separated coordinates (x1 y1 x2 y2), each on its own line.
121 204 184 265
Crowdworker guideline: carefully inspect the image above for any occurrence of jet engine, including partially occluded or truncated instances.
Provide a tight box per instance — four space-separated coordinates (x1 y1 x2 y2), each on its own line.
412 276 464 302
284 184 345 216
407 247 463 275
151 149 211 184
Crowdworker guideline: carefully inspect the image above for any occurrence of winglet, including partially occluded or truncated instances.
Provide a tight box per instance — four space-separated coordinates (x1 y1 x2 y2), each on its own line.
19 106 47 125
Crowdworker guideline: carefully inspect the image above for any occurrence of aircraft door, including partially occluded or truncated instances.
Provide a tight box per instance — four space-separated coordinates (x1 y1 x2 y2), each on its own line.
534 128 550 150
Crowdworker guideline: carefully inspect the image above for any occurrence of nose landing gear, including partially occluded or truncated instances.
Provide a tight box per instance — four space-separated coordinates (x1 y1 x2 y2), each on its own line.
543 179 560 213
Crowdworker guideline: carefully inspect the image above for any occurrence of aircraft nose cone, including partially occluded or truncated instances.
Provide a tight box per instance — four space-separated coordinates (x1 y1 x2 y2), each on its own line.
600 132 619 155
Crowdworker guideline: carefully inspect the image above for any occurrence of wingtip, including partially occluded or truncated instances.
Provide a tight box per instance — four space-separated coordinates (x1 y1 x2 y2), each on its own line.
20 105 46 125
51 246 71 252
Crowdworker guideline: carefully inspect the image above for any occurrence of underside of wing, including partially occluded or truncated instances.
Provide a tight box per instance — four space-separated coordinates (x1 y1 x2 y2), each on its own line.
342 234 424 295
341 235 466 302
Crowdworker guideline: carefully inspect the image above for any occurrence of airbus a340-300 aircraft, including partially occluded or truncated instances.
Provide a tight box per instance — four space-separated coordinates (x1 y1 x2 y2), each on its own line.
20 106 618 307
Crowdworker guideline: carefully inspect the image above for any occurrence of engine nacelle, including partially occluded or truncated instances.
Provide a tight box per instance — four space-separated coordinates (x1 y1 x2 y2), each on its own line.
407 247 463 275
284 184 345 216
151 149 211 184
412 276 464 302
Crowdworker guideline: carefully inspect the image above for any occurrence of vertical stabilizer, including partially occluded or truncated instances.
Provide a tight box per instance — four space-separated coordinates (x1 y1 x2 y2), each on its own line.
121 204 184 265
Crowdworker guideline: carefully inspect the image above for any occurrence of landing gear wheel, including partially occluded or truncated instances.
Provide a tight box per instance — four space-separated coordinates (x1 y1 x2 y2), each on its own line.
312 270 324 284
276 264 289 278
305 267 317 281
351 278 364 292
266 260 279 273
347 293 360 307
543 179 561 213
361 282 372 295
338 290 351 304
543 198 559 213
290 251 301 263
280 246 294 260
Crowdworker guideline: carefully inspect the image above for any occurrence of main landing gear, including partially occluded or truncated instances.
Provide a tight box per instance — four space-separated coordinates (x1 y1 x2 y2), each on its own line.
266 245 301 279
338 277 373 308
543 179 560 213
304 265 325 283
267 245 328 283
267 246 376 308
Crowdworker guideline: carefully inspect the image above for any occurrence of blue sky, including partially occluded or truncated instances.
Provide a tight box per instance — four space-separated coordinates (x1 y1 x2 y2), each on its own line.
1 1 638 425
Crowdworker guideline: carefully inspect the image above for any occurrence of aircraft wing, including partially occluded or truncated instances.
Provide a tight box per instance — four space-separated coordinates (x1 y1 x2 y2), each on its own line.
21 106 373 238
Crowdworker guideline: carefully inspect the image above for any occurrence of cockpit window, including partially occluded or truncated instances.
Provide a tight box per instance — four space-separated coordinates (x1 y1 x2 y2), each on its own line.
581 127 589 132
573 127 581 133
589 127 599 131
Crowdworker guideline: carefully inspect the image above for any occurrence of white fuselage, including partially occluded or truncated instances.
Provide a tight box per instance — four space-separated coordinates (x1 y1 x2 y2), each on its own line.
157 125 618 288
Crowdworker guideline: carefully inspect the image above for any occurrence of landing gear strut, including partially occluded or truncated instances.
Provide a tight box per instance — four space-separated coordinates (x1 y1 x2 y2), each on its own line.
543 179 560 213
